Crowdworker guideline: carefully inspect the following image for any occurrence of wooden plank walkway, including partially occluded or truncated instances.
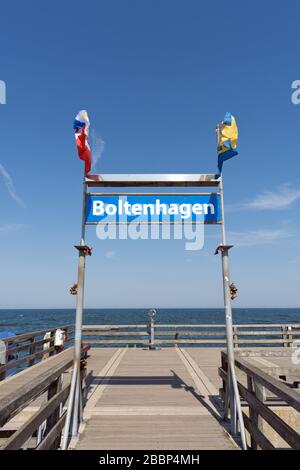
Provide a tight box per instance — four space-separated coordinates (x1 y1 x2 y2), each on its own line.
73 347 237 450
1 345 297 450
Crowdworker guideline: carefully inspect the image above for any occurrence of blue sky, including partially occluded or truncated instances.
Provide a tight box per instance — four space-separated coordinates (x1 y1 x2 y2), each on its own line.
0 0 300 308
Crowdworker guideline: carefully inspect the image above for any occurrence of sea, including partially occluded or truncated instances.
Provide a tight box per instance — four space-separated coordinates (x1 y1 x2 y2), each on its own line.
0 308 299 335
0 308 299 376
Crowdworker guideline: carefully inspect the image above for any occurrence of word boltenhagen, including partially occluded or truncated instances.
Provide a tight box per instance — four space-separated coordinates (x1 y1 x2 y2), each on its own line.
92 199 215 219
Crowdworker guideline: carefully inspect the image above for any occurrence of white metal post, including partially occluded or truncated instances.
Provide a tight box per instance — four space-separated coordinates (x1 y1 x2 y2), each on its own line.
218 176 247 450
62 180 87 449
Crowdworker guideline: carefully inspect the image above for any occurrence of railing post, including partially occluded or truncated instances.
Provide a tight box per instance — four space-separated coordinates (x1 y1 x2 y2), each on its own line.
287 325 292 347
248 376 265 450
233 326 238 349
65 327 70 347
45 375 62 449
282 325 293 348
254 381 265 450
282 325 288 348
49 330 55 357
247 376 257 450
29 337 36 367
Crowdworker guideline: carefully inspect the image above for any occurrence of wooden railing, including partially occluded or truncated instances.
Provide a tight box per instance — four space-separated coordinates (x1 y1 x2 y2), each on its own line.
0 351 75 450
0 324 73 380
81 323 300 348
219 351 300 449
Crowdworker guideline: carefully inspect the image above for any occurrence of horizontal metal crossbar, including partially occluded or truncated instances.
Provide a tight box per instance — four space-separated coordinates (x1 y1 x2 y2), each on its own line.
85 174 220 187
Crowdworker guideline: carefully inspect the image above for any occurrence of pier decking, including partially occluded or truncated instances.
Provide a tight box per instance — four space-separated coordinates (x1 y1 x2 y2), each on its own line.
73 347 236 450
0 328 299 450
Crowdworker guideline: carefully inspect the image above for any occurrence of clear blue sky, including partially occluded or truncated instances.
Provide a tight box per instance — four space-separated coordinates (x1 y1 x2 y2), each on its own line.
0 1 300 308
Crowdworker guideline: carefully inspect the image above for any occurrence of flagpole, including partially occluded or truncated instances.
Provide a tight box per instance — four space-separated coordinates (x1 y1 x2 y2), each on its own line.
218 175 247 449
62 176 87 449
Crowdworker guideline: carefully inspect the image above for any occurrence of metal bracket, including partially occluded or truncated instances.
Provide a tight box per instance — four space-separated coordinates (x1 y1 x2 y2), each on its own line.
214 244 234 255
74 245 92 256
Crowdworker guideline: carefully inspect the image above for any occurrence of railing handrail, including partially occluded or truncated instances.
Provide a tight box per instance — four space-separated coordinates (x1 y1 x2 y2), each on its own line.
234 356 300 412
80 323 300 348
0 324 74 381
219 351 300 449
0 324 74 344
82 323 300 328
0 349 74 428
0 346 89 450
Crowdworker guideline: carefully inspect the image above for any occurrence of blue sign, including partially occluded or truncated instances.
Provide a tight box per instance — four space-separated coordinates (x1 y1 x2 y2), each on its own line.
85 194 221 224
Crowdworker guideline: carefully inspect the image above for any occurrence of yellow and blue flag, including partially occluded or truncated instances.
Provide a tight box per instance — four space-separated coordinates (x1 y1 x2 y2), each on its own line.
216 112 238 173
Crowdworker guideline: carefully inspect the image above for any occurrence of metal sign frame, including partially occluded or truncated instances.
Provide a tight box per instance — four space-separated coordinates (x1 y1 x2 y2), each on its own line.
62 174 247 450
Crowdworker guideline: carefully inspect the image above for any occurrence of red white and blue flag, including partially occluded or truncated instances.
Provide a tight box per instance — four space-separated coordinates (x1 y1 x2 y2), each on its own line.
73 110 91 175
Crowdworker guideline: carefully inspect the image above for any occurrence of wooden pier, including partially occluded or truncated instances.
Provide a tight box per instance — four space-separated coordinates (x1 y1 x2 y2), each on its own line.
0 324 299 450
73 347 236 450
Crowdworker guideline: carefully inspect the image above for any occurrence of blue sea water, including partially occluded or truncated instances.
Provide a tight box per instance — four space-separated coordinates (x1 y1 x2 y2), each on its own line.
0 308 299 376
0 308 299 335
